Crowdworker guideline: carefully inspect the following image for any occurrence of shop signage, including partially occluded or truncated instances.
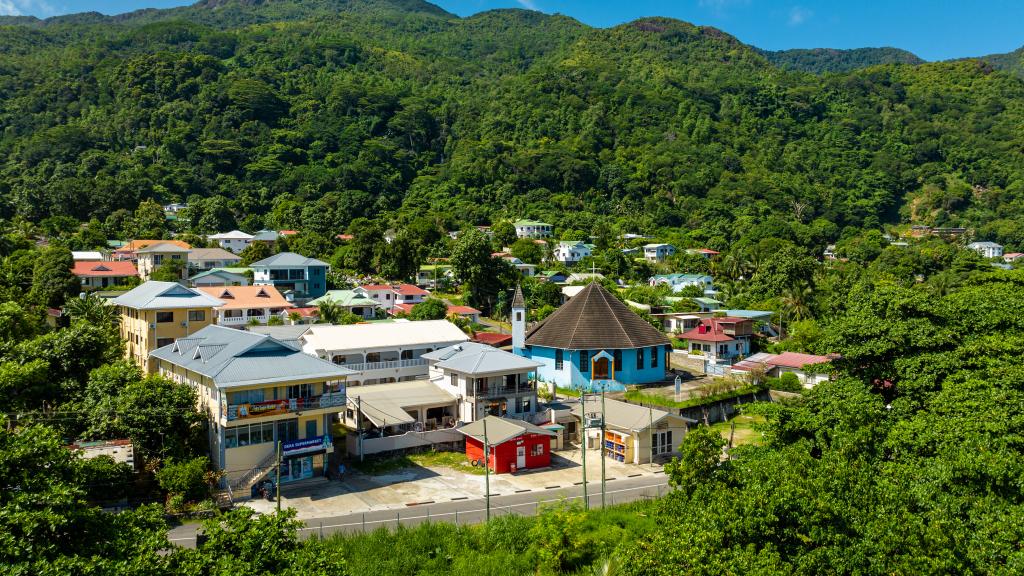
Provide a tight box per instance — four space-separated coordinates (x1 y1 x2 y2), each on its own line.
236 399 288 419
283 435 331 458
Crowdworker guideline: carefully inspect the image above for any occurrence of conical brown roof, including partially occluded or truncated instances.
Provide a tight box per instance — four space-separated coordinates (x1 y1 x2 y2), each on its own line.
525 282 670 350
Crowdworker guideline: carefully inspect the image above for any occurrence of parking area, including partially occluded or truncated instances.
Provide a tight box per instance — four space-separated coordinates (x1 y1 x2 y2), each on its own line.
243 448 663 520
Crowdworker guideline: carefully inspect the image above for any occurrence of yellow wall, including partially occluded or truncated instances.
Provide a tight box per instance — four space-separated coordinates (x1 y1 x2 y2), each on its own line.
121 306 215 369
137 251 188 281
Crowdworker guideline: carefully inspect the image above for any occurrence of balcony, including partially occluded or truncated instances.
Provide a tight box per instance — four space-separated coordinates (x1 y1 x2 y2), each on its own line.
340 357 427 372
472 383 535 398
225 392 346 421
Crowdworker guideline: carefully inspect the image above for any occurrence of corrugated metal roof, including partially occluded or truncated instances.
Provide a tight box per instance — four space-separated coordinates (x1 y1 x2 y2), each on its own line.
111 281 224 310
250 252 329 268
149 325 354 388
571 397 676 431
348 379 457 428
526 283 670 350
421 342 541 375
301 320 469 353
457 416 556 445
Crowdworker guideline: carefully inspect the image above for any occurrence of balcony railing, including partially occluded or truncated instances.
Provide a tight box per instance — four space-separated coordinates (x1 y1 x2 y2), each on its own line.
340 358 427 372
473 383 535 397
225 392 346 421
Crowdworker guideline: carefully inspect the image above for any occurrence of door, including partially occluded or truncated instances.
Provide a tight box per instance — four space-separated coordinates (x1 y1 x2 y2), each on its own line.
593 357 610 380
305 420 317 439
516 445 526 468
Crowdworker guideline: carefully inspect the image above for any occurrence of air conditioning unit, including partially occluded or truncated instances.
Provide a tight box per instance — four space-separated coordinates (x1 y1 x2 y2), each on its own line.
149 323 156 330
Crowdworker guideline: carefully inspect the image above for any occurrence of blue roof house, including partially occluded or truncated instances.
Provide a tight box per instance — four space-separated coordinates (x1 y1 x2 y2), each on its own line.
250 252 329 302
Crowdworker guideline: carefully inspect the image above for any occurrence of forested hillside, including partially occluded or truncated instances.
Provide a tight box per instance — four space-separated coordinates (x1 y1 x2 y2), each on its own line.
762 46 925 72
978 45 1024 78
1 1 1024 252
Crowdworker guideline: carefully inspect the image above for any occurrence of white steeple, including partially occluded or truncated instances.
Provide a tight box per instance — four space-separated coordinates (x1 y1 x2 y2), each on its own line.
511 285 526 354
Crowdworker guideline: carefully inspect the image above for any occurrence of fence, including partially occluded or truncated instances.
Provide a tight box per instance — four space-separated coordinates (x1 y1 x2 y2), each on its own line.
169 481 670 547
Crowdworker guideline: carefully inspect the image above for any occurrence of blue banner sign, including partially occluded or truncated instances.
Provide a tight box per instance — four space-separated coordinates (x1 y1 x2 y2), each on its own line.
282 435 331 457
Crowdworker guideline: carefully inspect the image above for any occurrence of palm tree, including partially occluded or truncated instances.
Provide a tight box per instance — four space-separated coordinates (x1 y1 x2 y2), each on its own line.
64 292 119 326
316 300 343 325
779 282 813 339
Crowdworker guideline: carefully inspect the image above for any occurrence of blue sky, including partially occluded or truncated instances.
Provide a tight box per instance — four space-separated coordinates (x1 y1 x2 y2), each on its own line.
4 0 1023 61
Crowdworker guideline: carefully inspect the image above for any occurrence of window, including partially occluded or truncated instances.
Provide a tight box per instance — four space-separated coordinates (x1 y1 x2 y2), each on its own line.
555 349 563 370
156 338 174 348
450 373 458 388
224 422 277 449
516 312 522 322
580 350 590 372
289 269 304 280
652 346 659 368
653 430 675 455
521 398 531 413
156 311 173 323
229 389 265 405
401 350 414 360
531 443 544 456
287 383 313 399
224 309 243 318
613 350 622 373
636 347 644 369
188 310 205 322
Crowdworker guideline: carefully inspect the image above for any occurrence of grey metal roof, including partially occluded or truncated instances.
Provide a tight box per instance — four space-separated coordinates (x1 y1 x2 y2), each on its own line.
149 325 354 389
250 252 329 268
421 342 541 375
188 248 241 261
111 281 224 310
251 230 279 242
246 325 312 349
457 415 557 445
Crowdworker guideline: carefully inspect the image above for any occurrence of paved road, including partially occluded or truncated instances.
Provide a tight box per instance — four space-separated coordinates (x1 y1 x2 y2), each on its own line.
169 472 670 546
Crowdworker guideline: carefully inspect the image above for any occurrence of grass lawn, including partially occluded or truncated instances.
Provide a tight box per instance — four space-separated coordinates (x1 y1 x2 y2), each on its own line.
623 383 764 409
710 413 766 447
349 450 486 476
555 386 580 398
432 292 465 306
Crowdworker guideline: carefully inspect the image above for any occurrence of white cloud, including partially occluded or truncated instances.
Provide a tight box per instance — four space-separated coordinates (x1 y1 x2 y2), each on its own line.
0 0 21 15
788 5 812 26
0 0 56 16
516 0 538 10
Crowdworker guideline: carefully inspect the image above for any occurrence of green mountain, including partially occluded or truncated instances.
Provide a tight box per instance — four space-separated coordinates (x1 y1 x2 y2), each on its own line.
976 45 1024 78
762 46 925 72
0 2 1023 249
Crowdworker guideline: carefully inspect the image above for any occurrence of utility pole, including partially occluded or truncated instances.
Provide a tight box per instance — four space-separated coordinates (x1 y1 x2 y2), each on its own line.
600 385 607 509
649 405 654 469
275 439 282 513
580 393 589 511
356 396 363 462
483 417 491 521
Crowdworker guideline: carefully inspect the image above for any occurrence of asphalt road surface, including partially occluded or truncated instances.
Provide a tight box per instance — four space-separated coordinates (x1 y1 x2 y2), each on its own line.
169 472 670 547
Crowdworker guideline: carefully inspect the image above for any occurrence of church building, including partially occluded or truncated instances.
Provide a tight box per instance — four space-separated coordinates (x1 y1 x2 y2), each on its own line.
512 282 671 389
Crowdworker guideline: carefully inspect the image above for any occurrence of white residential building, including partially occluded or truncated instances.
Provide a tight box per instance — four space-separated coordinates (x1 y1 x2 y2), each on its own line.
208 230 255 253
513 219 553 239
423 342 542 423
299 320 470 386
188 248 242 271
643 243 676 262
356 284 430 313
967 241 1004 259
554 240 592 264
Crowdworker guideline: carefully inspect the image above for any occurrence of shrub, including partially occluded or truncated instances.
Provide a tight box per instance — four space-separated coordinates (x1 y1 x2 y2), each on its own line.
155 456 210 503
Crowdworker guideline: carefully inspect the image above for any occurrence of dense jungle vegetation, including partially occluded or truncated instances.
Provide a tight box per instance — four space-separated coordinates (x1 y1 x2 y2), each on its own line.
2 1 1024 574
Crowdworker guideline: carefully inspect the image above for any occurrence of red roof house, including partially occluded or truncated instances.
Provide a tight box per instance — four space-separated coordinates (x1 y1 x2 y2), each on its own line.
678 317 753 363
473 332 513 348
72 261 139 288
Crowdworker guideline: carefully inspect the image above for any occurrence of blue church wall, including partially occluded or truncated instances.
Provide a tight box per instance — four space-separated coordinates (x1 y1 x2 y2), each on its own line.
523 345 669 387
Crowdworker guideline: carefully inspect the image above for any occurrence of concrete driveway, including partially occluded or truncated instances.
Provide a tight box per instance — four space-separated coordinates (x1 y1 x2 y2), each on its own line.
243 448 663 520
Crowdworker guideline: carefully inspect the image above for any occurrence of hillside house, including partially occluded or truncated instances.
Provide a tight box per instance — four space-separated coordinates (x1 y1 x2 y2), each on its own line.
197 285 294 326
649 273 713 293
514 219 553 239
357 284 430 313
188 248 242 271
307 290 381 320
554 241 593 264
189 268 250 288
207 230 254 253
136 243 190 281
643 243 676 262
678 316 753 372
113 281 222 368
251 252 329 302
967 241 1004 259
73 261 138 289
730 351 833 388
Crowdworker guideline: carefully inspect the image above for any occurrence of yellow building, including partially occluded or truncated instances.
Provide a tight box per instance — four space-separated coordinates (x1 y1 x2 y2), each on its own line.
149 325 356 490
112 281 223 368
136 242 190 281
